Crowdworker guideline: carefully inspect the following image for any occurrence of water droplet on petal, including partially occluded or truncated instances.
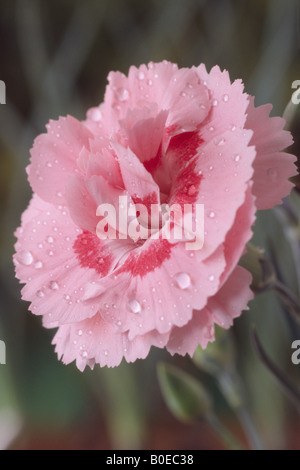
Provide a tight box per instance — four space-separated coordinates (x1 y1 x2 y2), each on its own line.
17 250 34 266
77 330 83 336
223 94 229 102
209 275 215 282
209 211 215 218
47 236 54 243
116 87 129 102
35 261 43 269
137 71 145 80
49 281 59 291
88 108 102 121
234 154 241 162
36 290 45 298
128 299 141 314
212 99 218 106
174 272 191 290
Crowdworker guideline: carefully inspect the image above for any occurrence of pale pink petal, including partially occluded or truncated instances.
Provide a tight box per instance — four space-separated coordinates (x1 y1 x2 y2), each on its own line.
28 116 93 205
112 142 160 203
162 67 210 133
53 313 170 371
196 64 249 138
14 196 131 326
91 242 226 340
65 174 98 233
124 109 168 164
221 184 256 284
209 265 253 329
166 266 253 356
193 128 255 261
246 98 296 209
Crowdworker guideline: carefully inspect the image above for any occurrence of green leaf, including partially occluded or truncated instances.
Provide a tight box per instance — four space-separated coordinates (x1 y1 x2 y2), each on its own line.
157 363 211 423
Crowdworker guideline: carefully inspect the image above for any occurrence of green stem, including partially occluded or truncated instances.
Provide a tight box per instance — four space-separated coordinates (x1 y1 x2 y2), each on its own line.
217 371 264 450
272 280 300 318
237 407 263 451
206 412 245 450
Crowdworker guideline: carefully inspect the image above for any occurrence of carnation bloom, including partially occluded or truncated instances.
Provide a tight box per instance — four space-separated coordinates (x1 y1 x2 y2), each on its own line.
14 61 296 370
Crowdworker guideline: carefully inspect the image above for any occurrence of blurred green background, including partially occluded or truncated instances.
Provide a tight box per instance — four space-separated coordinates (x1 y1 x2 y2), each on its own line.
0 0 300 450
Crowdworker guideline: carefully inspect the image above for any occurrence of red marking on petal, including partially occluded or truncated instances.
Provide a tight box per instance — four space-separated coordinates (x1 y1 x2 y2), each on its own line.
143 144 162 175
172 162 203 205
73 231 113 276
168 131 203 164
118 239 172 277
132 191 159 212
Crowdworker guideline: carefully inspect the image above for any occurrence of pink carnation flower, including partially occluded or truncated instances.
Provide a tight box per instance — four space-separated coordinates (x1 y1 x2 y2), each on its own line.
14 61 296 370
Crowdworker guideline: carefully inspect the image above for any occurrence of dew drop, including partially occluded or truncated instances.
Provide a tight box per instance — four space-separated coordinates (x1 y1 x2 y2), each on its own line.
35 261 43 269
209 211 215 219
137 71 145 80
77 330 83 336
212 99 218 106
88 108 102 122
128 299 141 314
234 154 241 162
36 290 45 298
17 250 34 266
47 236 54 243
209 275 215 282
223 94 229 102
174 272 191 290
116 87 129 102
49 281 59 291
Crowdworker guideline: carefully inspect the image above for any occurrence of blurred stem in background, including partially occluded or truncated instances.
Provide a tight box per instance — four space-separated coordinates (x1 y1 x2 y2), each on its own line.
88 363 146 450
193 329 264 450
